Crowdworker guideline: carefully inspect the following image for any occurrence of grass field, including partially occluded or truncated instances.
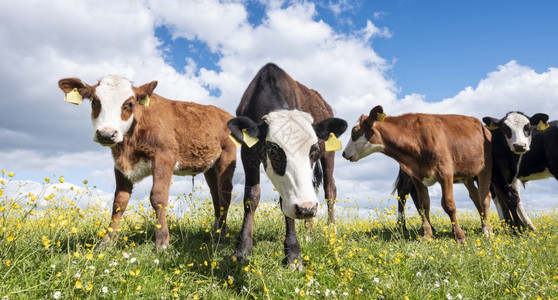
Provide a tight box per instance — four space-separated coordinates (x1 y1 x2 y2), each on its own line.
2 171 558 299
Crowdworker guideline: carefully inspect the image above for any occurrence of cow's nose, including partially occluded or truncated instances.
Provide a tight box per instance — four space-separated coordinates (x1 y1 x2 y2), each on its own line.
96 129 117 144
513 143 527 154
342 151 348 159
295 202 318 219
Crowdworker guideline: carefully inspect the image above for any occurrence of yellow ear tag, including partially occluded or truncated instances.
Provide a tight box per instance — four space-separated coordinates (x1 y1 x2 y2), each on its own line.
64 88 82 105
325 132 342 152
228 134 242 147
536 120 549 131
377 112 386 122
487 122 499 130
242 128 259 148
139 95 150 107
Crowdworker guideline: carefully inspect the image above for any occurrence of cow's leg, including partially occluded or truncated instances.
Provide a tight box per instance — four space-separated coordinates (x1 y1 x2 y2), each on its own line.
204 166 226 245
321 152 337 224
511 179 536 231
232 147 261 261
395 170 414 231
101 168 133 247
214 149 236 245
410 178 433 240
476 169 494 238
150 157 174 249
504 180 526 231
284 212 303 270
439 177 466 244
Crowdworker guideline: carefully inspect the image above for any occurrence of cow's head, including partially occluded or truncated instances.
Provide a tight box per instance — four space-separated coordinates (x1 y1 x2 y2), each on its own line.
483 112 549 154
228 110 347 220
342 105 386 162
58 75 157 146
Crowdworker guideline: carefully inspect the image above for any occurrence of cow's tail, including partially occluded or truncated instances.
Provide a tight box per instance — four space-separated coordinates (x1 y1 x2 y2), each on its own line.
391 171 402 197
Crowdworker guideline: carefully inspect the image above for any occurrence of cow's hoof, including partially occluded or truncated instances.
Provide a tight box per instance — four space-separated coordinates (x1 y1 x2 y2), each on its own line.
154 244 169 251
482 227 493 238
288 261 304 271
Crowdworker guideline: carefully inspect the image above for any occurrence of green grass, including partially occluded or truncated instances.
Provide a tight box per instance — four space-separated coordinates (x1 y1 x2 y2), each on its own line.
2 172 558 299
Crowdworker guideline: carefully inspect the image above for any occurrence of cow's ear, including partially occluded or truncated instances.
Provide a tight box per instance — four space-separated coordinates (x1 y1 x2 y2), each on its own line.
227 116 262 147
313 118 348 140
58 78 94 103
136 80 157 106
530 113 549 126
482 117 500 130
366 105 385 126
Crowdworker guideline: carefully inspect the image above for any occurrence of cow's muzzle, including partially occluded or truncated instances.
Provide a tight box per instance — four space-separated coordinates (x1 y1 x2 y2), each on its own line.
294 202 319 219
95 129 118 146
512 142 528 154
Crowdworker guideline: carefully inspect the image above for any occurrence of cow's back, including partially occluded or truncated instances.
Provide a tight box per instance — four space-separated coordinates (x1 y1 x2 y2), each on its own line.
236 63 334 122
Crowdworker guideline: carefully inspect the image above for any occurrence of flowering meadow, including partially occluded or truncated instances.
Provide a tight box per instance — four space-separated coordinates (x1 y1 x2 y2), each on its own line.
1 169 558 299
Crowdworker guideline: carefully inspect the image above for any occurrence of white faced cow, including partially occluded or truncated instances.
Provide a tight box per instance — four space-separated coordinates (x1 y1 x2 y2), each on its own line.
482 112 549 231
343 105 493 243
228 63 347 267
58 75 236 249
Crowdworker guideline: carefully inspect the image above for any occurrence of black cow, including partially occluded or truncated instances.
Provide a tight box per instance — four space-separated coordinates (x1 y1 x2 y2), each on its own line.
228 63 347 267
483 112 550 230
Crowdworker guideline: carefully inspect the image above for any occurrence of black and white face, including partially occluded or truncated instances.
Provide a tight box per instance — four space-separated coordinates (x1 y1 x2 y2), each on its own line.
262 110 321 219
228 110 347 220
483 112 549 155
91 76 136 146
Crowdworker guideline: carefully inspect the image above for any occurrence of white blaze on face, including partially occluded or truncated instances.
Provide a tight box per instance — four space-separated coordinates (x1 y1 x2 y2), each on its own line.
343 117 384 162
262 110 319 219
92 75 135 145
502 112 531 154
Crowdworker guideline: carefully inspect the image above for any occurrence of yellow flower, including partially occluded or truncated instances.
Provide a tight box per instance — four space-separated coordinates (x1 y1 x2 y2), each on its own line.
137 285 142 291
86 253 94 260
7 235 14 242
75 280 83 289
71 227 78 234
73 252 80 258
86 284 93 291
59 176 64 183
44 177 51 183
8 172 14 177
83 179 88 185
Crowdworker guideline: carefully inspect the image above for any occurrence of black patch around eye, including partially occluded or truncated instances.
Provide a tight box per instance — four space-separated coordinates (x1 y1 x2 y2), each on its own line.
503 126 512 138
267 142 286 176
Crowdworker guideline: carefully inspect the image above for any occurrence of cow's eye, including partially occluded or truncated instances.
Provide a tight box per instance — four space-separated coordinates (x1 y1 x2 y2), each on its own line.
503 126 512 138
123 102 134 110
523 124 530 135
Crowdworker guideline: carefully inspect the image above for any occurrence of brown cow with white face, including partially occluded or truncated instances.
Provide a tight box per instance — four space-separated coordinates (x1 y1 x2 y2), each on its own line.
343 105 493 243
58 75 236 249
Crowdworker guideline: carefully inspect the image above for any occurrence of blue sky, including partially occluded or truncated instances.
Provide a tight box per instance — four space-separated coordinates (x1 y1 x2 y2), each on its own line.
1 0 558 215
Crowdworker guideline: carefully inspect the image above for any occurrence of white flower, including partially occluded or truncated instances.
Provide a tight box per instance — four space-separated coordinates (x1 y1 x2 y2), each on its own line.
416 271 422 277
446 292 453 300
434 282 440 288
53 291 61 299
129 257 137 264
373 277 380 283
343 292 349 296
122 252 130 259
50 264 56 269
325 289 330 297
104 269 110 274
295 287 300 293
243 286 248 292
457 294 463 299
386 283 391 289
154 259 160 265
74 272 81 278
102 286 108 293
88 266 95 270
306 279 314 287
109 261 118 267
2 296 8 300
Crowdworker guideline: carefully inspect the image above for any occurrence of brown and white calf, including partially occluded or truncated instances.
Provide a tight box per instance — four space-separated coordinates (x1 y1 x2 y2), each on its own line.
58 75 236 248
343 105 493 243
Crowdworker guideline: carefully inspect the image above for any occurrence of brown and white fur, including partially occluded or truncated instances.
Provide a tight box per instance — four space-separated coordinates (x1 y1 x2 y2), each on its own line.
58 75 236 249
343 105 493 243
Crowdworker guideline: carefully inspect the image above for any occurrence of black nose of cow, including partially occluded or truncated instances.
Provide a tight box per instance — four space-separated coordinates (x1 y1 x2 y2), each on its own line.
342 151 348 159
96 129 117 144
513 143 527 154
295 202 318 219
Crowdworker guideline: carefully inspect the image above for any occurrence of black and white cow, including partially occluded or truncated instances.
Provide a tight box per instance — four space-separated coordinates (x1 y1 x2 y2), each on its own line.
228 63 347 267
482 112 549 230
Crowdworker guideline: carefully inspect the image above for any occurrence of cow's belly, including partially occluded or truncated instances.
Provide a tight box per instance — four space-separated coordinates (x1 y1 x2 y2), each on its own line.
519 168 552 182
118 159 217 183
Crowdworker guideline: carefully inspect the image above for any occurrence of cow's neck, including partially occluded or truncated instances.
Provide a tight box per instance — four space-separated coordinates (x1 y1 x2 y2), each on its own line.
375 120 425 176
